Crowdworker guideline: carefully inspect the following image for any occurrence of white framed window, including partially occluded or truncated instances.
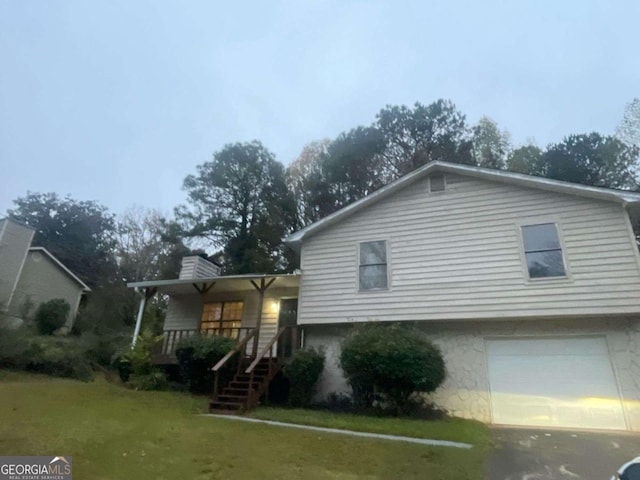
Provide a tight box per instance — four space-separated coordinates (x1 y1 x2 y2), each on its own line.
521 223 567 279
359 240 388 290
429 173 446 192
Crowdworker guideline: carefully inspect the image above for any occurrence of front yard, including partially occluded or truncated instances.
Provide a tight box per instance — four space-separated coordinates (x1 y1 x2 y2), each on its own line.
0 371 490 479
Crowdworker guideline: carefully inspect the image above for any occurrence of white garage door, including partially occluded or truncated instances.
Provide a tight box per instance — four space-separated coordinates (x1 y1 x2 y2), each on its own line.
486 337 626 430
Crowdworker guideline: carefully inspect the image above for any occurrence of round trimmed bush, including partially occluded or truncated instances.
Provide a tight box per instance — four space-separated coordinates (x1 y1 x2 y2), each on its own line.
340 323 445 415
283 347 325 407
34 299 70 335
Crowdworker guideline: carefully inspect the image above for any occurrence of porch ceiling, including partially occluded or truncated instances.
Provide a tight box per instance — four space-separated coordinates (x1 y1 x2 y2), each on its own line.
127 273 300 295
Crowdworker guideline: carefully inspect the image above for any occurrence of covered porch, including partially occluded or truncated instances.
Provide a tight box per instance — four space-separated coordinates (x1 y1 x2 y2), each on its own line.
127 273 301 364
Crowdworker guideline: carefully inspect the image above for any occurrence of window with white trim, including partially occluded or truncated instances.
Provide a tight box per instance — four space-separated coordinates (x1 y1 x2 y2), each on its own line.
359 240 388 290
521 223 566 279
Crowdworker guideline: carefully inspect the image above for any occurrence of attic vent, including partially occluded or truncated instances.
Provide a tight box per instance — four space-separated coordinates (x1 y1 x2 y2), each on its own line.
179 255 221 279
429 173 446 192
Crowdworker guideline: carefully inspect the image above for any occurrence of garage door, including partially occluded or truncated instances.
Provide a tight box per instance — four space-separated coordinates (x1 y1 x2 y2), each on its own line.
486 337 626 430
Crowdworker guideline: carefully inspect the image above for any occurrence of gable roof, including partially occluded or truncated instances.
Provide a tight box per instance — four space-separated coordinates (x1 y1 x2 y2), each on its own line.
29 247 91 292
284 161 640 247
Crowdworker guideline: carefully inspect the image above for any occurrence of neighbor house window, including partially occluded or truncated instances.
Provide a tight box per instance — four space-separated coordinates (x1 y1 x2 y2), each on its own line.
429 173 446 192
521 223 566 279
201 301 244 336
359 240 388 290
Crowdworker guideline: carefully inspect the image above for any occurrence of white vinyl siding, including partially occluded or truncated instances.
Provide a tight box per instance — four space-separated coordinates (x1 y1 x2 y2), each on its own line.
164 287 298 353
298 173 640 324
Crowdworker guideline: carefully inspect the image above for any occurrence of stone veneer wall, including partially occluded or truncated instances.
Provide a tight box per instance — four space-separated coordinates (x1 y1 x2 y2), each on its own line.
303 318 640 431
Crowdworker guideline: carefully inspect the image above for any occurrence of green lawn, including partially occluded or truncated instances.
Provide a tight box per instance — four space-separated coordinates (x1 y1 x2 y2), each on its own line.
0 371 491 479
250 407 489 446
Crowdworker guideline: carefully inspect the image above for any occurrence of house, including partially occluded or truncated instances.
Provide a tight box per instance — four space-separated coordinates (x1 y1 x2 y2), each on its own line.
0 218 91 329
285 161 640 432
130 161 640 431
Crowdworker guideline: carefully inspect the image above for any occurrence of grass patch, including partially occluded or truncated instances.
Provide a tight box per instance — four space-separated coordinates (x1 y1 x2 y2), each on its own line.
250 407 490 446
0 371 491 479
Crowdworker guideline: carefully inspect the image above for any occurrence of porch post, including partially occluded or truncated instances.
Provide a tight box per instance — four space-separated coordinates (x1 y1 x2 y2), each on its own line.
250 277 276 358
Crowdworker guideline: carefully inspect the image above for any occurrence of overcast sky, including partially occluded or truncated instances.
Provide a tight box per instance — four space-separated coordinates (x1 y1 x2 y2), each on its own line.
1 0 638 217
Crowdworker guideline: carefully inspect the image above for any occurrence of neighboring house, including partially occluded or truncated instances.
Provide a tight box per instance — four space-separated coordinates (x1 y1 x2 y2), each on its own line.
130 161 640 432
0 218 90 329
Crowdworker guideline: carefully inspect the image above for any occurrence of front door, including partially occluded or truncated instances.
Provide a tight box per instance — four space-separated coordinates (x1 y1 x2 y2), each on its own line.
277 298 298 357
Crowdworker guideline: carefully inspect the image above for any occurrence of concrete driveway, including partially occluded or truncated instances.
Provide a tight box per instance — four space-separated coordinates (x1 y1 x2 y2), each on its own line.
487 428 640 480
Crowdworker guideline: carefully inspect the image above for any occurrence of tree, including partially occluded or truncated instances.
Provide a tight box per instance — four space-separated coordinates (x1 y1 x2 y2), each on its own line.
541 133 638 189
472 116 511 169
616 97 640 150
177 141 296 274
375 100 473 177
116 207 193 282
287 129 387 227
7 193 117 287
507 144 544 176
286 140 332 227
322 126 387 209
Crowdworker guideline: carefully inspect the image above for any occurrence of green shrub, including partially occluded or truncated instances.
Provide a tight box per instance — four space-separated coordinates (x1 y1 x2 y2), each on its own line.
113 330 167 389
26 336 94 382
0 326 31 369
340 323 446 415
128 371 168 391
34 299 71 335
283 348 325 407
175 335 236 394
80 331 129 367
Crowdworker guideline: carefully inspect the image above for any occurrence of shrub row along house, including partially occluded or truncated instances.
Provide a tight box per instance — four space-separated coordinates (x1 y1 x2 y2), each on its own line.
128 161 640 431
0 218 90 331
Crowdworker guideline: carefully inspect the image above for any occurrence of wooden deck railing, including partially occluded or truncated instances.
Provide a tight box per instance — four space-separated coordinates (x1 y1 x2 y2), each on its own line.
211 328 258 402
157 327 254 359
244 326 300 408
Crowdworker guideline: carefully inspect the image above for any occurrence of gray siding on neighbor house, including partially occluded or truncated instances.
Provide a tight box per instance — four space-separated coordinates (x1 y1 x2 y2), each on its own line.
298 173 640 324
164 287 299 353
9 250 85 325
0 219 35 310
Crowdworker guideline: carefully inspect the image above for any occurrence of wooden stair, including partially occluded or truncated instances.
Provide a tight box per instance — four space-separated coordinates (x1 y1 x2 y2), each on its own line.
209 358 280 414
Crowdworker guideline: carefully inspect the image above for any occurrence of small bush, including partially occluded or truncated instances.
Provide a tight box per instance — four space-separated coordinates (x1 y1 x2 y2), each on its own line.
26 336 94 382
113 330 167 389
340 323 446 415
175 335 236 394
34 299 70 335
0 326 31 369
283 348 325 408
128 371 168 391
80 331 129 367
